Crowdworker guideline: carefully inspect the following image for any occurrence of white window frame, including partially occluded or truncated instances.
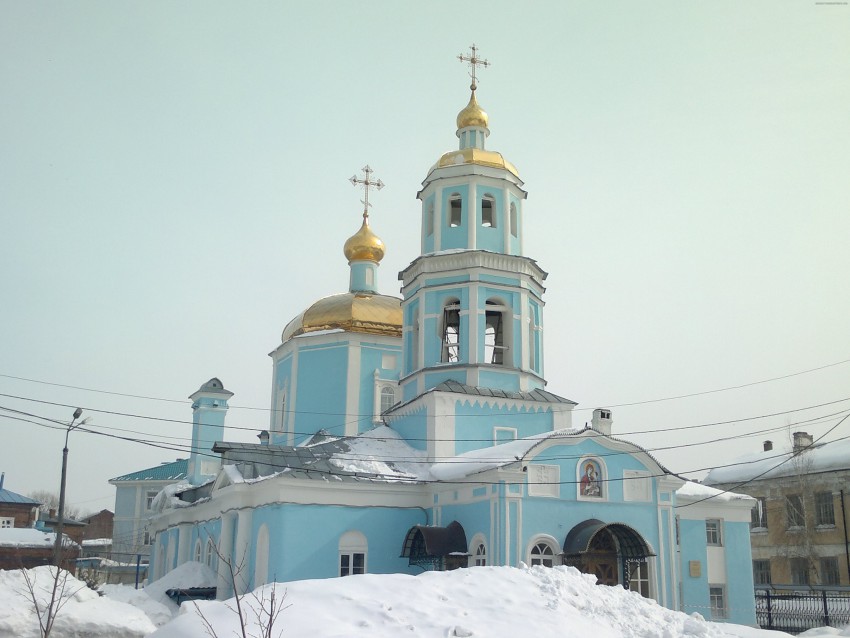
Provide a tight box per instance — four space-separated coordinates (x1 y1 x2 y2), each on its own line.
468 534 487 567
705 519 723 546
339 530 367 577
493 427 517 445
0 517 14 529
709 585 727 619
194 539 202 563
145 490 158 511
527 535 560 568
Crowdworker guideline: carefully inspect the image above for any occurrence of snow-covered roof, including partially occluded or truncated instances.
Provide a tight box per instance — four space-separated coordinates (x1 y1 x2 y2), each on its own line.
110 458 188 483
0 528 79 548
675 480 754 504
703 437 850 486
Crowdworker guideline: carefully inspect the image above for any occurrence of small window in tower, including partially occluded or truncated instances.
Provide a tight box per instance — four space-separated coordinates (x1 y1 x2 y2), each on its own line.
485 300 507 365
449 195 462 227
510 203 518 237
442 302 461 363
380 386 395 414
482 195 496 228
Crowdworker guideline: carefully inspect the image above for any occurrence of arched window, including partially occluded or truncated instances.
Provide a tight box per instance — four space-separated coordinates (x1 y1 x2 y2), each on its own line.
449 194 462 227
205 538 216 568
469 535 487 567
441 299 461 363
193 539 202 563
481 195 496 228
380 386 395 413
254 524 270 588
485 300 509 365
529 540 558 567
510 203 518 237
339 530 367 577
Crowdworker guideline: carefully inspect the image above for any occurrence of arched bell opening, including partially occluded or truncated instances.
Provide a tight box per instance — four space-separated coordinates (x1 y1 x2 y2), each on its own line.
562 519 655 596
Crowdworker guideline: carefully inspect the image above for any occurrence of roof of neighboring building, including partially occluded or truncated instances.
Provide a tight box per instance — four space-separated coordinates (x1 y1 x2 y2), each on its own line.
0 488 40 505
109 458 188 483
704 438 850 486
0 528 78 548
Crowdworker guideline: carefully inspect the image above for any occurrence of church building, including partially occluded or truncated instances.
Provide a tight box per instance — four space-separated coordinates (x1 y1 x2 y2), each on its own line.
147 48 757 625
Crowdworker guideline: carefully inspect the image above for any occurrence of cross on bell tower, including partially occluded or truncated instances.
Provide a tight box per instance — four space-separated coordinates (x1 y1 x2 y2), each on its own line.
458 43 490 91
349 165 385 219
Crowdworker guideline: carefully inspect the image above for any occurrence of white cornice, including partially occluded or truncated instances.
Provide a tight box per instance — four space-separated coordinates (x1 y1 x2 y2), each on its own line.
400 251 547 290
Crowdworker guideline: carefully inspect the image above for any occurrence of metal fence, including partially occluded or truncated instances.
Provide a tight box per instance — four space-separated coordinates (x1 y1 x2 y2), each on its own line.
755 586 850 634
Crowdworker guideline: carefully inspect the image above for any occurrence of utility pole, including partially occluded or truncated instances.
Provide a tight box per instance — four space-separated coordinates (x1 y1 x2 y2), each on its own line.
53 408 83 567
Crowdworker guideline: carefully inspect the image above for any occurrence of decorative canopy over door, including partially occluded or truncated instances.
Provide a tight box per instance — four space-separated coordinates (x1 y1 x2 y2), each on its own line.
400 520 468 571
562 519 655 590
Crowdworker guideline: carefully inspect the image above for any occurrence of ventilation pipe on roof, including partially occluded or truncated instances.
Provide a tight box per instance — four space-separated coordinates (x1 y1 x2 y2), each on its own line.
0 472 4 490
591 409 613 436
792 431 814 453
763 441 773 452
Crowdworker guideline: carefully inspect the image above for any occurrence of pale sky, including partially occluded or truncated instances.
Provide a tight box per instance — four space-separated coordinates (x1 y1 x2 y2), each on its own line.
1 1 848 515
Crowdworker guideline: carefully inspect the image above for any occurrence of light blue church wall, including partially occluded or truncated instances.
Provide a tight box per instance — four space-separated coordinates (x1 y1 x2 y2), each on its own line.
390 406 428 452
435 497 492 552
452 402 553 455
440 184 470 250
356 341 402 433
723 521 757 625
250 503 426 583
679 519 710 617
292 344 349 439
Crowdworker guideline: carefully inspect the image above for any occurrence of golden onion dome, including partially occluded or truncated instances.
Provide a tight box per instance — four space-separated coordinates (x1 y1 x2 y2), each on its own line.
456 90 489 129
343 215 385 263
280 292 402 344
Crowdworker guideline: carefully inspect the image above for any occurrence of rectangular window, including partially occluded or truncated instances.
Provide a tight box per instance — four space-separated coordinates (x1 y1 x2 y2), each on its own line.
628 561 650 597
339 552 365 577
481 197 495 228
820 557 840 585
753 559 772 585
705 519 723 546
790 557 810 585
449 197 462 227
142 531 151 546
145 491 158 511
0 517 14 529
709 586 727 619
751 497 768 530
815 492 835 526
786 494 805 528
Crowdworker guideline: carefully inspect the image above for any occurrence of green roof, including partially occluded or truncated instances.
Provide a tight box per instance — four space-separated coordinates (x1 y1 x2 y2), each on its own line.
110 458 188 482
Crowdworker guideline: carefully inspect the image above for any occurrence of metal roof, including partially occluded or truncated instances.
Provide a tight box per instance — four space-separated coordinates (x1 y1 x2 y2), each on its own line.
0 488 40 505
388 380 577 415
109 458 188 483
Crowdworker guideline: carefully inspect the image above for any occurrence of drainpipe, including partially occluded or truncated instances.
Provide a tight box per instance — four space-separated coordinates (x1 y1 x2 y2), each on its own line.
841 490 850 583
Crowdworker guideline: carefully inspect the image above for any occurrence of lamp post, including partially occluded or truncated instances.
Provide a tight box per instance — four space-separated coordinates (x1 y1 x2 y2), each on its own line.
53 408 84 567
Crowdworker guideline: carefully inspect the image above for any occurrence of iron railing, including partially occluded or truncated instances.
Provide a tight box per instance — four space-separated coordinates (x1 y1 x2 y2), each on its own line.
755 586 850 634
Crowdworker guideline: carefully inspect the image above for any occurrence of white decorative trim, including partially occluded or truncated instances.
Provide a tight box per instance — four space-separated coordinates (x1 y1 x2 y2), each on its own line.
525 534 561 566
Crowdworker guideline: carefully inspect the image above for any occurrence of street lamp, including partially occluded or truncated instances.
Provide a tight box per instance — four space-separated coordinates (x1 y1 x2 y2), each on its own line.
53 408 86 567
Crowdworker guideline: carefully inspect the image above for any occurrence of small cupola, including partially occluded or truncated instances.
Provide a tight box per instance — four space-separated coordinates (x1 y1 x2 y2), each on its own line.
345 165 386 294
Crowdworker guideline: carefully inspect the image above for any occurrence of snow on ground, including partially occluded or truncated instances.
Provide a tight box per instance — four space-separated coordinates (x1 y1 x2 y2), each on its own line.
3 563 848 637
0 565 155 637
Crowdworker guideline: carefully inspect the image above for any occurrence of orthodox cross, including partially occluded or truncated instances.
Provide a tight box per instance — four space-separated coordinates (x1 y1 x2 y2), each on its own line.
349 165 384 218
458 43 490 91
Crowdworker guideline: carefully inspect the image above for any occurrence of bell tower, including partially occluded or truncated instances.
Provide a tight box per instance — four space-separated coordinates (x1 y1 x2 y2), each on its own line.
398 46 547 403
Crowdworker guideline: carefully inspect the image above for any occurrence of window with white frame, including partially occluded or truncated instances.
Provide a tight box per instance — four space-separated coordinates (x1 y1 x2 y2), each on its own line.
470 539 487 567
709 585 727 619
339 530 367 577
529 541 558 567
815 491 835 526
145 491 158 511
194 539 202 563
705 519 722 546
205 539 215 568
0 517 14 529
380 386 395 414
628 561 650 597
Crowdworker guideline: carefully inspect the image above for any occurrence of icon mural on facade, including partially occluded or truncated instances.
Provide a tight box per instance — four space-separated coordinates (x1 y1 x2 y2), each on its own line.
580 460 602 497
